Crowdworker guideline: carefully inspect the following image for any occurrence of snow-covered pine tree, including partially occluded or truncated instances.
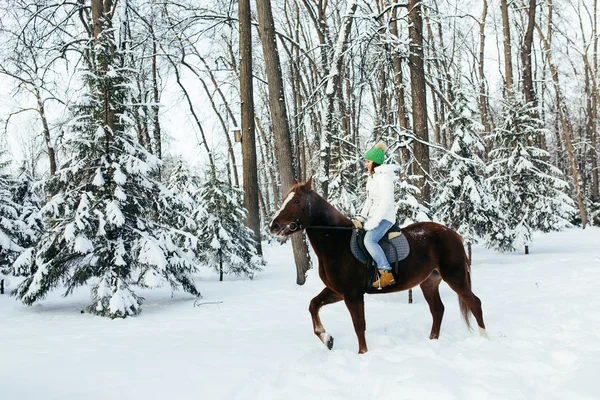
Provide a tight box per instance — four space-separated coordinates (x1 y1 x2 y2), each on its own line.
195 168 262 281
10 166 43 276
487 97 575 253
163 158 201 253
166 158 201 210
0 154 26 275
14 22 199 317
590 201 600 226
394 172 429 226
432 89 496 257
328 148 363 216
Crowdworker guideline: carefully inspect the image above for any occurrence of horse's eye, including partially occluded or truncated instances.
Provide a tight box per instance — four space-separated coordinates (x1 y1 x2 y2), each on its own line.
294 200 300 205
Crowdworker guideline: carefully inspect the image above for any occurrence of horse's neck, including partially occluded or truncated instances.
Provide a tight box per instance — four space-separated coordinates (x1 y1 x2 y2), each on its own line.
308 192 350 227
305 193 353 269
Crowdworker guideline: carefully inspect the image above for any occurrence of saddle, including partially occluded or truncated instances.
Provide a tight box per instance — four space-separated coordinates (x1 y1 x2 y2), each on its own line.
350 222 410 265
350 221 410 292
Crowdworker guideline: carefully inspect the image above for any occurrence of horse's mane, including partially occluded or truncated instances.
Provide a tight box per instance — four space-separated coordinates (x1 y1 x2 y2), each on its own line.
306 188 353 227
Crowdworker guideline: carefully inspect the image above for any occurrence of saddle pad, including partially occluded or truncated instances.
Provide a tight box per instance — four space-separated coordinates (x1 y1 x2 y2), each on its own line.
350 228 410 265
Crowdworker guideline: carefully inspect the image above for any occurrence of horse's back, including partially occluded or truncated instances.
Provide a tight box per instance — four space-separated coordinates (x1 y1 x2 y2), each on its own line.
401 221 466 264
401 221 462 243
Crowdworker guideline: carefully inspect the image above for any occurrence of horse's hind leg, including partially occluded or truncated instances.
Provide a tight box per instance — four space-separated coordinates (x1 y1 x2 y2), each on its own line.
344 295 368 354
420 271 445 339
442 268 487 337
309 287 343 350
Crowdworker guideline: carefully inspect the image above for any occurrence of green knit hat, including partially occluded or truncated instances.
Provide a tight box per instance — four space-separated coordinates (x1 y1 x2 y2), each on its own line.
364 142 388 165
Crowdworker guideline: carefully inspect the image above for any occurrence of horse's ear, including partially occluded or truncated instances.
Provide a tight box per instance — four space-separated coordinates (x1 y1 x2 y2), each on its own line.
292 178 298 186
305 176 313 190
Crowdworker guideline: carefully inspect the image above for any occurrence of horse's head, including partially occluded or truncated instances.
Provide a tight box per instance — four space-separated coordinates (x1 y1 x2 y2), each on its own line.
269 177 313 236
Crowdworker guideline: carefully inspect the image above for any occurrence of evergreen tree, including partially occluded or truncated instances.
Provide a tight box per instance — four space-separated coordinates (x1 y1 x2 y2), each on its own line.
590 201 600 226
432 89 496 248
328 144 362 216
195 169 262 281
0 155 25 275
164 158 202 252
395 173 429 226
14 26 199 317
385 144 429 225
11 166 44 276
166 158 201 210
487 97 575 252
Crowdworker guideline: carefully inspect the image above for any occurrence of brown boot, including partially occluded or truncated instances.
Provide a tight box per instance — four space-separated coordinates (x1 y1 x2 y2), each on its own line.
372 270 395 290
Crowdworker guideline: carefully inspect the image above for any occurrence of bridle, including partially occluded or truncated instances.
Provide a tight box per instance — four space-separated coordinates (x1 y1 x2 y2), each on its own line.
283 194 310 233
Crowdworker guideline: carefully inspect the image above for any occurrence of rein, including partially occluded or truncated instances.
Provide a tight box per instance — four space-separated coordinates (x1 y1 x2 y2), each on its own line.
305 226 355 230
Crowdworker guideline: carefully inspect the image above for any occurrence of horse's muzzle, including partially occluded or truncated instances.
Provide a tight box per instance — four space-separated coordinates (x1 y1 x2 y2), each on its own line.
269 221 280 234
269 220 295 237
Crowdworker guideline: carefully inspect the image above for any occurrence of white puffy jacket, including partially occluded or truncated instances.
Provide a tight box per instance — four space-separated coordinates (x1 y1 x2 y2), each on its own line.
359 164 399 230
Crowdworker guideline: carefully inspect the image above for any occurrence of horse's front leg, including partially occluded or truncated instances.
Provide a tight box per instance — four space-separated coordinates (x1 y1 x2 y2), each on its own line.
309 287 343 350
344 295 368 354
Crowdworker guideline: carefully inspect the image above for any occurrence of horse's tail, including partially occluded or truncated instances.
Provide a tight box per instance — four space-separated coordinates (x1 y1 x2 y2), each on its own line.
458 241 472 330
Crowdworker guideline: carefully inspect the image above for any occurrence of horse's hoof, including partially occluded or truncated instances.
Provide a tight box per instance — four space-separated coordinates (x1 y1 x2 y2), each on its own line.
325 334 334 350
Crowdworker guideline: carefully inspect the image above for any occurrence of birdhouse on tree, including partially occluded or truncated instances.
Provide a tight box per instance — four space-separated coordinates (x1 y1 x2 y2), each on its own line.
232 127 241 143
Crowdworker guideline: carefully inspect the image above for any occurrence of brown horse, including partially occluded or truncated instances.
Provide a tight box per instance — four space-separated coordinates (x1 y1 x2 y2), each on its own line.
269 178 487 354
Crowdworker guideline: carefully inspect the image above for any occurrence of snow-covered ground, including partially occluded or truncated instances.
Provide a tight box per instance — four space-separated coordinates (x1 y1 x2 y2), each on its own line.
1 227 600 400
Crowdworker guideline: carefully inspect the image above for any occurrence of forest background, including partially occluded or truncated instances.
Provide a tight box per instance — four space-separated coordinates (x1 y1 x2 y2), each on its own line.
0 0 598 316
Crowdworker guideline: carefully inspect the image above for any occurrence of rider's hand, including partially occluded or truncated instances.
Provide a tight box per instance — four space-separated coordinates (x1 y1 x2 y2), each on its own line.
351 219 363 229
364 219 377 231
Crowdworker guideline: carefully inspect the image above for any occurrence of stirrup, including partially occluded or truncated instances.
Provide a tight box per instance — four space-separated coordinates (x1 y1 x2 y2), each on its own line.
372 270 395 290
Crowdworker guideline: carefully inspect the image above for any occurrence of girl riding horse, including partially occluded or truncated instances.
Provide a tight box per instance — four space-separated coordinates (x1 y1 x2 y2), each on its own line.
269 177 487 354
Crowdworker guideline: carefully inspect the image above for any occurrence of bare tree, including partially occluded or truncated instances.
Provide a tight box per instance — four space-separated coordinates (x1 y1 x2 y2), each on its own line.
239 0 262 255
256 0 311 284
536 18 588 227
476 0 494 150
0 3 73 176
319 0 358 200
521 0 537 108
408 0 431 203
500 0 515 98
593 0 600 207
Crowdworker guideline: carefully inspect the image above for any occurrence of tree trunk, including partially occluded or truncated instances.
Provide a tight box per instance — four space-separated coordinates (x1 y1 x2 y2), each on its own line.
91 0 116 130
151 35 161 162
35 87 57 176
424 14 440 145
521 0 537 108
592 0 599 204
256 117 280 208
256 0 311 284
525 245 529 255
478 0 493 155
408 0 430 203
390 5 410 164
320 0 358 200
500 0 514 98
468 242 472 266
239 0 263 255
219 250 224 282
425 10 450 148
